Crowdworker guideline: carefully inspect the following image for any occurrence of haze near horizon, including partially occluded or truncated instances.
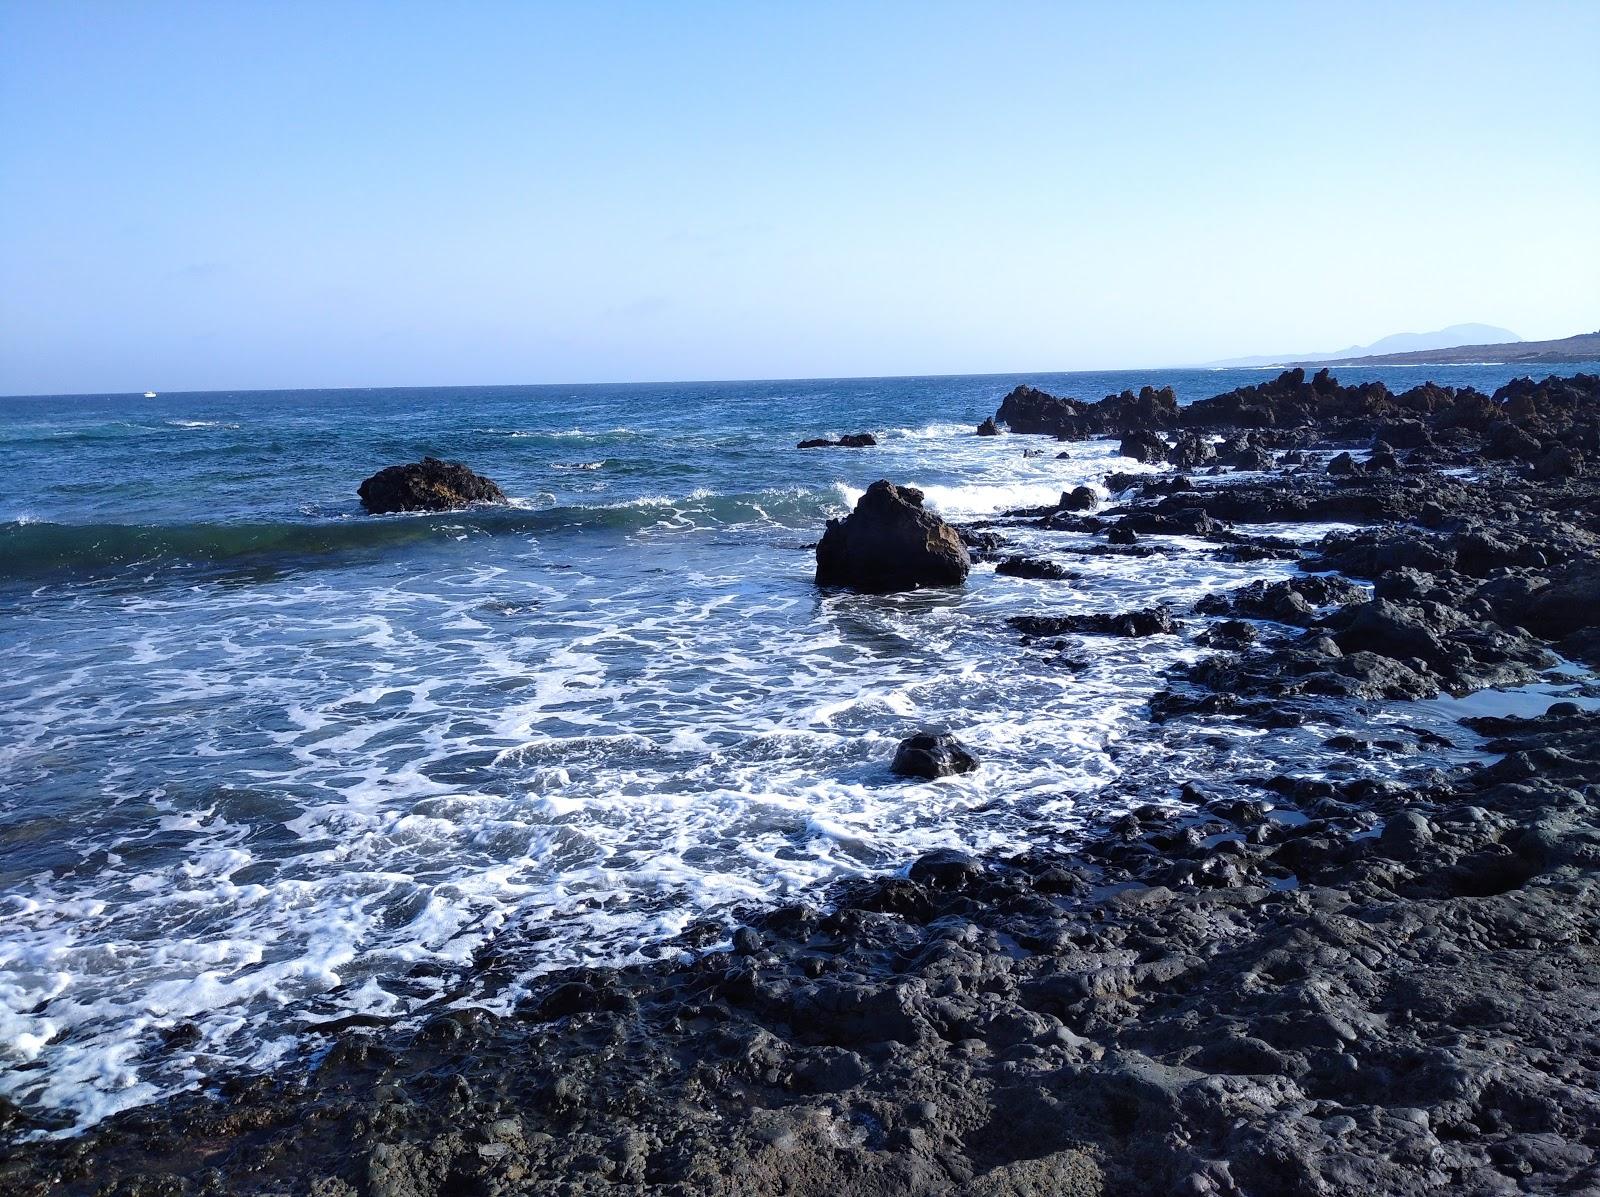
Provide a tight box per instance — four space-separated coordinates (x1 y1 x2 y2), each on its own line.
2 1 1597 396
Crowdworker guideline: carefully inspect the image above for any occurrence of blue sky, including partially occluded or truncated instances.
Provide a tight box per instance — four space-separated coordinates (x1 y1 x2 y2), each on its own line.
2 1 1596 394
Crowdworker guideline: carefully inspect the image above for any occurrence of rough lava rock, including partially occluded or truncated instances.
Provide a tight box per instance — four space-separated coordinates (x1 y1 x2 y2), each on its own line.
814 480 971 592
1011 606 1181 638
1119 429 1168 463
890 732 979 779
357 457 506 514
995 555 1078 581
1060 485 1098 512
797 433 877 449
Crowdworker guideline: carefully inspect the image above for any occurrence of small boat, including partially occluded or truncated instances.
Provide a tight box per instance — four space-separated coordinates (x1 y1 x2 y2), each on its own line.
143 391 157 398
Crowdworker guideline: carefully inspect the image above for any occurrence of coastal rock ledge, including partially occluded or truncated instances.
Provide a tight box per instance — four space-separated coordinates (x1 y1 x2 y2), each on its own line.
815 479 971 592
357 457 506 514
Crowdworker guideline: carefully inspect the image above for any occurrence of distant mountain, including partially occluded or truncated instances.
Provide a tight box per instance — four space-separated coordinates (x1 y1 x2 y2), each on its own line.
1301 329 1600 368
1204 324 1521 369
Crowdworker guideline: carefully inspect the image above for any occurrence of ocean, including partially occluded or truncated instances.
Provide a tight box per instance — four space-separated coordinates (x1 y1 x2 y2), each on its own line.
3 361 1596 1132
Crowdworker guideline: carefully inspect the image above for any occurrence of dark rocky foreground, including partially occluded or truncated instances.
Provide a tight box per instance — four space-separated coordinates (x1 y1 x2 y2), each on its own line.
6 370 1600 1197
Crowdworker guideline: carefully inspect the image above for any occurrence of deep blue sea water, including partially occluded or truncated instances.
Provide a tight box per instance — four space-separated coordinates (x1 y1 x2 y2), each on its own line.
4 361 1597 1130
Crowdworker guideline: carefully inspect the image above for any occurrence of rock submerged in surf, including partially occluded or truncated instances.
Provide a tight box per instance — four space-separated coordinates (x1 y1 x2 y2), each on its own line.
892 732 979 779
357 456 506 514
1010 606 1181 638
815 480 970 592
797 432 877 449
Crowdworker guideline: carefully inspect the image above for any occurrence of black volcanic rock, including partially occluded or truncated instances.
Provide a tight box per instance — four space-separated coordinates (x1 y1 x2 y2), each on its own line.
1059 485 1098 512
891 733 979 779
994 384 1181 442
1514 564 1600 638
357 457 506 514
1196 575 1367 625
976 417 1000 436
797 433 877 449
1166 433 1217 470
1011 606 1180 638
815 480 970 592
1119 428 1168 463
995 384 1087 437
1099 384 1180 430
995 555 1077 580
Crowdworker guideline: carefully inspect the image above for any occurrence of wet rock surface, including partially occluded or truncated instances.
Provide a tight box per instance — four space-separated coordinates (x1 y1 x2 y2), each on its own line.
891 733 979 779
798 433 878 449
815 480 971 592
994 555 1078 581
10 369 1600 1197
1011 606 1181 638
357 457 506 514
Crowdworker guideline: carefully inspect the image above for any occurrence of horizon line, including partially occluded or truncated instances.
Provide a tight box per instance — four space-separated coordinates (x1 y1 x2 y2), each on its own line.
11 357 1585 403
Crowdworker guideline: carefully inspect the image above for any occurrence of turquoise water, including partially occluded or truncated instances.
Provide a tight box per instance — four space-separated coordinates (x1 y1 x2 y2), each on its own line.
2 362 1595 1130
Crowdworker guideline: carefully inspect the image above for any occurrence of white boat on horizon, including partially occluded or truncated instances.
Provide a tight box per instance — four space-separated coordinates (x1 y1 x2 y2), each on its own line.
143 390 157 397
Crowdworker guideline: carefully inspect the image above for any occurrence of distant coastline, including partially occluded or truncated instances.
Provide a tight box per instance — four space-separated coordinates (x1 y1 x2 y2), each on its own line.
1291 328 1600 368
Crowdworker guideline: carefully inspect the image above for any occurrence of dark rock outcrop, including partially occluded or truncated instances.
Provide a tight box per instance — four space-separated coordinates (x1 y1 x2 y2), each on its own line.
890 733 979 779
357 457 506 514
815 481 970 592
1166 433 1217 471
797 433 877 449
1011 606 1180 638
1119 429 1168 463
1059 485 1098 512
1196 575 1368 625
995 555 1077 581
995 383 1179 441
976 417 1000 437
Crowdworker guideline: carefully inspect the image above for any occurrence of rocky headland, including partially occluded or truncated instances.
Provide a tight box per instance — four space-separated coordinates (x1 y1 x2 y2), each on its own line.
7 370 1600 1197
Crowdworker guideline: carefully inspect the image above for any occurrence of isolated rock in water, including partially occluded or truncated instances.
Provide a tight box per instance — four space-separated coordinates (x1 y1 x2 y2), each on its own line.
1060 485 1098 512
1119 429 1168 464
976 417 1000 436
797 432 877 449
995 555 1076 580
815 480 971 592
1010 606 1180 637
891 732 979 779
357 456 506 514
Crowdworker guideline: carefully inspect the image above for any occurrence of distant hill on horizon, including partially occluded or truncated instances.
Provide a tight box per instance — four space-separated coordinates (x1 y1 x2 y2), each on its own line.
1203 323 1521 369
1298 328 1600 368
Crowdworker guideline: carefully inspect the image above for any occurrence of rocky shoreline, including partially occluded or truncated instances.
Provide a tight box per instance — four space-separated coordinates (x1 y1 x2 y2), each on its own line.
5 369 1599 1197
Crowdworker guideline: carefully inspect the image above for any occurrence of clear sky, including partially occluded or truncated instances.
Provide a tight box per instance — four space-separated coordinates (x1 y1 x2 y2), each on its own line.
2 1 1596 395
